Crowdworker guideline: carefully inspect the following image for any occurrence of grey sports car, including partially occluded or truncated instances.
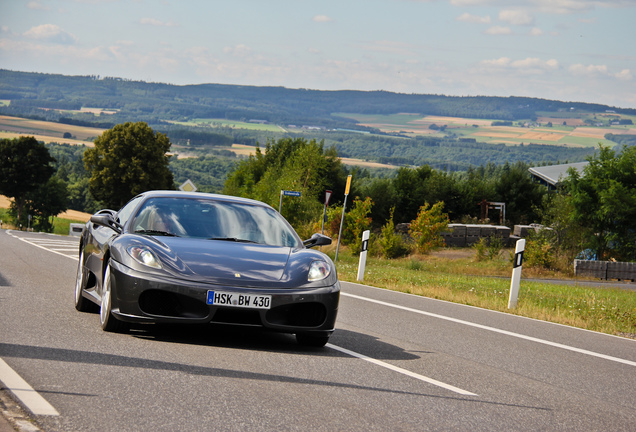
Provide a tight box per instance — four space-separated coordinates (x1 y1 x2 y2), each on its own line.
74 190 339 347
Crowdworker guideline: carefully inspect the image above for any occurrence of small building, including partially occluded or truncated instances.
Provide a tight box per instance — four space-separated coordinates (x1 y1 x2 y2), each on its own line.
528 162 588 190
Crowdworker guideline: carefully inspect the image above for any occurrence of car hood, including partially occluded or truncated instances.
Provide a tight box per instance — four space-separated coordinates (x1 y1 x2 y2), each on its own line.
157 237 292 283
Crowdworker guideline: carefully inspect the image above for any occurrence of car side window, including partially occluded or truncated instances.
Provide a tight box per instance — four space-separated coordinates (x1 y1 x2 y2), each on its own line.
116 196 143 227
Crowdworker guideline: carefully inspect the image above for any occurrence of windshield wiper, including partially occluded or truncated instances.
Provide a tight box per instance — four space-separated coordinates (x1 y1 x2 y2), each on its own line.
208 237 258 244
135 229 179 237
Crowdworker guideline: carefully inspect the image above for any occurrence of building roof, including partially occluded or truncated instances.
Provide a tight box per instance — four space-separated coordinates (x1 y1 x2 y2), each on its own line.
528 162 588 187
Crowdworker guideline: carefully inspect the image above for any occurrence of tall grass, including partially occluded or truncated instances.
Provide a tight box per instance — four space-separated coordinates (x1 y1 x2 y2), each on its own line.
331 249 636 339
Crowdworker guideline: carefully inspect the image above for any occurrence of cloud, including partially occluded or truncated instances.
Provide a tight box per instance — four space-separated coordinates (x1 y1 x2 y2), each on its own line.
484 26 512 35
139 18 178 27
480 56 559 74
23 24 77 44
511 57 559 70
529 27 543 36
569 63 608 76
27 1 50 10
448 0 634 15
499 9 535 25
481 57 511 67
223 44 253 57
456 13 491 24
313 15 333 23
615 69 633 80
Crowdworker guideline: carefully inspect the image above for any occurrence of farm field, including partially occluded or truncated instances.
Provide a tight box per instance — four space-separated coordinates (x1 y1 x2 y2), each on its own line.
0 131 95 146
339 112 636 148
167 118 287 132
0 115 103 144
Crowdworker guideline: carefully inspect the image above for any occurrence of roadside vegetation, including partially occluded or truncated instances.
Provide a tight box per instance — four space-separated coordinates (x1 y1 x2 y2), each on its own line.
330 247 636 339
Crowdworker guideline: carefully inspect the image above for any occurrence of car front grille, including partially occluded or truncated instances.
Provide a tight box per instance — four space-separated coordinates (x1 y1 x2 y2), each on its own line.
266 302 327 328
138 289 209 319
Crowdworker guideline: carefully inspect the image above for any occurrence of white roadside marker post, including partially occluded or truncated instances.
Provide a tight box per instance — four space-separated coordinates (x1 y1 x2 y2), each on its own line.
357 230 370 281
508 238 526 309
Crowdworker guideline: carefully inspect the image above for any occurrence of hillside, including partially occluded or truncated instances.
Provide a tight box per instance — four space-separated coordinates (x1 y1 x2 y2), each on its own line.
2 69 635 170
2 69 635 127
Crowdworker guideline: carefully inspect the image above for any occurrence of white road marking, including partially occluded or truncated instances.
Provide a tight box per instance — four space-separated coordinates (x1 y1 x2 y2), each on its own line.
327 343 477 396
6 231 78 261
342 292 636 367
0 359 59 416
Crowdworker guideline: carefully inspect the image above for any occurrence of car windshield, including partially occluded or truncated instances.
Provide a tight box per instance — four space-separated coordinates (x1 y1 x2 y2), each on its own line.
129 197 302 248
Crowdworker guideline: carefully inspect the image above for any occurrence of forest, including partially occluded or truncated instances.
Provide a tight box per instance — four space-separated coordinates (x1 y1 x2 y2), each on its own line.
3 69 630 170
2 69 635 129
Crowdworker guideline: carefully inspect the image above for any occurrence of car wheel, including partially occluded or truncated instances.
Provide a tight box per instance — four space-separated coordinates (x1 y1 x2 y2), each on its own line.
296 333 330 347
100 261 127 333
74 249 97 312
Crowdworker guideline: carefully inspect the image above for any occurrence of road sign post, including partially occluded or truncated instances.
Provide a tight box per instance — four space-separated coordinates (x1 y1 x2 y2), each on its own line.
321 190 332 235
335 175 352 262
279 190 301 214
508 238 526 309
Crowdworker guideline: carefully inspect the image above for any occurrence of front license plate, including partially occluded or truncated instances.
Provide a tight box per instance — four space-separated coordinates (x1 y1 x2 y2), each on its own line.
207 291 271 309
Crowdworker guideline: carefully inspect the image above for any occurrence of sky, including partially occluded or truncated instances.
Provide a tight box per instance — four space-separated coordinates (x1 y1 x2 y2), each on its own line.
1 0 635 109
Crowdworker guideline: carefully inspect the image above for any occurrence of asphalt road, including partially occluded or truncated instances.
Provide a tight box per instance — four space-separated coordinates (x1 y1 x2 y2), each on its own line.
1 229 635 431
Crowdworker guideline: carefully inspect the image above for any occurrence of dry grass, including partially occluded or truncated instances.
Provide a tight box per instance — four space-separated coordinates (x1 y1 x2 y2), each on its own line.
331 248 636 338
0 195 91 221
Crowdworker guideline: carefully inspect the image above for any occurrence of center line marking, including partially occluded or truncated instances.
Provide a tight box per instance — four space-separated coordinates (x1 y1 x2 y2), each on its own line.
342 292 636 367
327 343 477 396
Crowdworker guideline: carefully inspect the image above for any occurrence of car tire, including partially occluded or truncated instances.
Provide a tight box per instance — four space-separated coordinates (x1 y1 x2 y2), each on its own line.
100 261 128 333
296 333 330 347
75 249 97 312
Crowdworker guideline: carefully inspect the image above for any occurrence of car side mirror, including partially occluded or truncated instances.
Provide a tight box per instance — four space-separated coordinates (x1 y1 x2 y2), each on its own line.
303 233 332 248
90 213 123 233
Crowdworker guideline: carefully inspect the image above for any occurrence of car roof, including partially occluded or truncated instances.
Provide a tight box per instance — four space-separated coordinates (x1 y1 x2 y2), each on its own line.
136 190 274 209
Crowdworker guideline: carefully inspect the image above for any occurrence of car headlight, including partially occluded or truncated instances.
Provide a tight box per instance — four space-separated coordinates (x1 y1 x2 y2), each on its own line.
308 260 330 281
127 245 162 269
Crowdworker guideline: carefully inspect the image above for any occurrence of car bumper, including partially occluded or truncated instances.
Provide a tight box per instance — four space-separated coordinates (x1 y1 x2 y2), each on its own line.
108 260 340 335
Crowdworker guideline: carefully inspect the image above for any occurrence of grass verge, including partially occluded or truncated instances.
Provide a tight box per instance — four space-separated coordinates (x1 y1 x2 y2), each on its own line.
329 248 636 339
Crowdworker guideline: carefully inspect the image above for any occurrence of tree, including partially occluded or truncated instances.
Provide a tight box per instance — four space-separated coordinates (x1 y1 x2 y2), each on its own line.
16 176 68 232
565 145 636 261
378 208 411 259
224 137 347 228
494 162 545 225
84 122 174 209
341 196 373 254
409 202 449 254
0 136 55 223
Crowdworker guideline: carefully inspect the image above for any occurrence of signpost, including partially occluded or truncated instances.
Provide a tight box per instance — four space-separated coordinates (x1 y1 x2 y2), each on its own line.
321 190 332 235
335 175 352 262
279 190 301 213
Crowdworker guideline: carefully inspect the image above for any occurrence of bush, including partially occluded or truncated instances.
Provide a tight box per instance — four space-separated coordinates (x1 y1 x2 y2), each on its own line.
523 234 556 269
409 202 449 254
378 208 411 259
342 197 373 255
474 235 504 261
